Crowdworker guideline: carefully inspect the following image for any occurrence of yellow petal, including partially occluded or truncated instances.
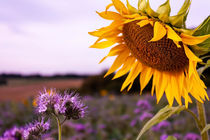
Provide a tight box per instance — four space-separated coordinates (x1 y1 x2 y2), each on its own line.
140 66 153 93
89 20 122 37
113 56 136 79
156 72 168 103
165 79 175 106
165 25 182 42
124 16 148 24
104 49 130 77
149 21 154 26
188 60 196 78
106 3 114 12
183 45 202 62
112 0 128 15
95 29 121 43
173 41 181 48
181 33 210 45
171 74 182 105
121 62 142 91
151 69 159 96
127 81 134 91
99 44 126 63
123 14 143 19
96 11 122 20
149 22 166 42
90 40 116 49
137 20 150 27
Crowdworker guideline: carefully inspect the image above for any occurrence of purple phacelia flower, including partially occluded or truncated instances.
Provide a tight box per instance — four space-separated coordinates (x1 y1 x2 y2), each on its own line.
184 133 201 140
130 119 137 127
0 126 24 140
152 120 171 133
136 100 152 111
134 108 141 114
74 123 86 132
57 92 87 120
23 119 50 140
35 89 62 114
173 133 182 140
160 134 168 140
139 112 153 121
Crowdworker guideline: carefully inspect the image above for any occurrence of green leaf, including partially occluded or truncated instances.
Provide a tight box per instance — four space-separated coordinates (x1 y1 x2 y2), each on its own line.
126 0 138 14
201 124 210 134
169 0 191 28
136 105 185 140
177 0 191 15
191 45 210 56
166 136 177 140
157 0 171 22
193 16 210 49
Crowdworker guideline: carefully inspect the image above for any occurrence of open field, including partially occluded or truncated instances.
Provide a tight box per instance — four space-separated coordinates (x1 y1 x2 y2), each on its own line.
0 78 84 101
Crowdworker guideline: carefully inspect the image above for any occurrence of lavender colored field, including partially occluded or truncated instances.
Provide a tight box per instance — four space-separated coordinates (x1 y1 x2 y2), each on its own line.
0 90 209 140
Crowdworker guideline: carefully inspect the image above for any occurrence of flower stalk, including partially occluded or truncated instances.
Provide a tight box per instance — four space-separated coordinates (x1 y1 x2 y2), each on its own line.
55 115 62 140
196 101 209 140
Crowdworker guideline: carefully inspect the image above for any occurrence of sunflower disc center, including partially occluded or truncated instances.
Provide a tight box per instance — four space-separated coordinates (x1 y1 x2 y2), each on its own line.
122 21 189 72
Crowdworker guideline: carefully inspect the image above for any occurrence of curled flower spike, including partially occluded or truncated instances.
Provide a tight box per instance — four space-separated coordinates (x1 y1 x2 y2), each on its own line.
23 119 50 140
57 92 87 120
89 0 210 107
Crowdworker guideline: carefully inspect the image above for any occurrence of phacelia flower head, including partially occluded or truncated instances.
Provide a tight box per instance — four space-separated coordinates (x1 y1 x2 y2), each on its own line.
0 126 24 140
160 134 168 140
57 92 87 120
184 133 201 140
35 88 62 114
136 100 152 111
139 112 153 121
152 120 171 133
23 119 50 140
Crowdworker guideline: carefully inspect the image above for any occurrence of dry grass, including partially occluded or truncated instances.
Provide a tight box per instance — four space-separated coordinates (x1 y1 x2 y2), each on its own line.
0 78 83 101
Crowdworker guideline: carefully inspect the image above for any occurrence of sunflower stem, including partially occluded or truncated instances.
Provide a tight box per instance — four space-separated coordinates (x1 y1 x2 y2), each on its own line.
196 101 209 140
185 109 202 130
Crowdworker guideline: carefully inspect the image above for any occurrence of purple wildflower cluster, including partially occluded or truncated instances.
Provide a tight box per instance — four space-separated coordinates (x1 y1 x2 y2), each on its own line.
0 89 87 140
35 89 62 114
130 99 153 126
184 133 201 140
56 93 87 120
23 119 50 140
35 89 87 120
152 120 171 133
0 126 24 140
0 119 50 140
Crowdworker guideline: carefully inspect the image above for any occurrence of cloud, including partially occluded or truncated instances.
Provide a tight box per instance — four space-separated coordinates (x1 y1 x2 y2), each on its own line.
0 0 209 74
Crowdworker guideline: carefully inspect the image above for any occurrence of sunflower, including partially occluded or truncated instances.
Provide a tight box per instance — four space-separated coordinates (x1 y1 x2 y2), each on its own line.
89 0 210 107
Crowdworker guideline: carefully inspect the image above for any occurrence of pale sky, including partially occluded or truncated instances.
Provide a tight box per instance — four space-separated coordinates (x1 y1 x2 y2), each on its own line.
0 0 209 75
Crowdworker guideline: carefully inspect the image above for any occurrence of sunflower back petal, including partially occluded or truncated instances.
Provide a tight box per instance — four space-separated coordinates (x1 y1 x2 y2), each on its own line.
157 0 171 22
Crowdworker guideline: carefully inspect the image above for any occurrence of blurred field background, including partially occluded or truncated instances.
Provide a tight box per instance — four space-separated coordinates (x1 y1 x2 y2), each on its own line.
0 70 210 139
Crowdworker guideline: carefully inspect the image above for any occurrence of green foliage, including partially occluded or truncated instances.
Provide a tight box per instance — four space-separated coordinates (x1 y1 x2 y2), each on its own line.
201 124 210 134
136 105 185 140
193 16 210 49
166 136 177 140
